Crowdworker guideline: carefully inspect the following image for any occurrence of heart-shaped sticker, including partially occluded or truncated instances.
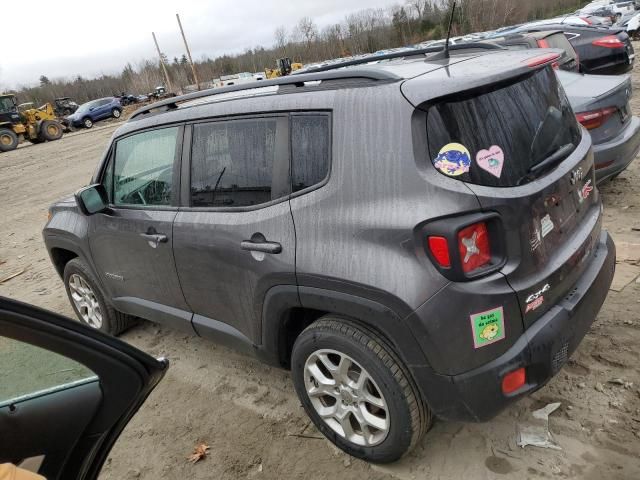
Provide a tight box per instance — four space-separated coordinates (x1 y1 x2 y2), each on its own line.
476 145 504 178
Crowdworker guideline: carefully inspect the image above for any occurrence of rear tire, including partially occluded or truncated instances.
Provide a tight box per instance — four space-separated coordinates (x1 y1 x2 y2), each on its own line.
111 108 121 119
82 117 93 129
0 128 19 152
291 316 430 463
39 120 63 141
63 258 136 335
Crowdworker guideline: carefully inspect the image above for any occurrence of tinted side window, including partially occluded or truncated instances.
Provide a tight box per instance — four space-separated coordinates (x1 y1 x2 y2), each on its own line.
113 127 178 206
191 119 277 207
291 115 330 193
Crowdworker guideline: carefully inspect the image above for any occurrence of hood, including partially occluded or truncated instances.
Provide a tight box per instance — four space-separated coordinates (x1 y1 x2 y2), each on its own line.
557 70 631 111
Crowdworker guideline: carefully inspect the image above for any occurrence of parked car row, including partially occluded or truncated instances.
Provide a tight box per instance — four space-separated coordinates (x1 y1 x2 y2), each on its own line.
481 30 640 183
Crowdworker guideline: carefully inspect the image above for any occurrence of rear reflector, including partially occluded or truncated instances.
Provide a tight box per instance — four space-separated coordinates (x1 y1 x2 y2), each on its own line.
457 222 491 273
592 35 625 49
428 236 451 268
575 106 618 130
524 52 560 68
502 368 526 394
595 159 614 170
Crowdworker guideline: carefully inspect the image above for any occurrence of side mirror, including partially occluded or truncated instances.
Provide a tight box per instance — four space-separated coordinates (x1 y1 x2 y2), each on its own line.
75 184 109 215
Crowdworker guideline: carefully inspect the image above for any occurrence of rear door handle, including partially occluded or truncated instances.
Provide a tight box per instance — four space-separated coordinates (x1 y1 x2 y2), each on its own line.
140 232 168 248
241 240 282 254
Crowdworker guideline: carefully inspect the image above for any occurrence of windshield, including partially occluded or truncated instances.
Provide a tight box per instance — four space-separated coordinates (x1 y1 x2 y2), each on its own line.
76 101 97 113
426 67 581 187
0 96 15 113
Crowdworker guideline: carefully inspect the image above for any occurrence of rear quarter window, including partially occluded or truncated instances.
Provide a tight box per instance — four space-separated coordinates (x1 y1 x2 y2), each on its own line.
426 67 581 187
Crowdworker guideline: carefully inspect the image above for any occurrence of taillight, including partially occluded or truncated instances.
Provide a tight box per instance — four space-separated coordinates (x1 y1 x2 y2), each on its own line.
592 35 625 49
502 368 526 394
457 222 491 274
575 106 618 130
579 16 593 25
427 236 450 268
524 52 560 68
535 40 559 69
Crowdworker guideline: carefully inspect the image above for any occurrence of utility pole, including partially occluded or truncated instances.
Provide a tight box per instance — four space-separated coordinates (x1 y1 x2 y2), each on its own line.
176 13 201 90
152 32 174 93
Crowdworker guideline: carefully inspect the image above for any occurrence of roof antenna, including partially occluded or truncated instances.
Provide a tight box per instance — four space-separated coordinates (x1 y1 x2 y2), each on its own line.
443 1 457 59
430 1 457 61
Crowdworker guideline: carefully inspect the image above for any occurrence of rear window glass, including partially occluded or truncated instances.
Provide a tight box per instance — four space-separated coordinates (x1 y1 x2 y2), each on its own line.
546 33 577 60
426 67 581 187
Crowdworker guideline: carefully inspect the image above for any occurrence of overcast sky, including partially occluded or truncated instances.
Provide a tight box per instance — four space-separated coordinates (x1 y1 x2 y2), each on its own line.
1 0 399 88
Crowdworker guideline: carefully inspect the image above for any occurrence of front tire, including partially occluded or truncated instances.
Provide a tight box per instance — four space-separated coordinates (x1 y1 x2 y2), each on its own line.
82 117 93 128
291 317 430 463
63 258 135 335
39 120 63 141
111 108 121 119
0 128 19 152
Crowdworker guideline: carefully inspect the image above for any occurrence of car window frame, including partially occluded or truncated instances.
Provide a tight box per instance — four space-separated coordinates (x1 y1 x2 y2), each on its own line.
181 113 291 212
99 124 185 211
288 111 333 199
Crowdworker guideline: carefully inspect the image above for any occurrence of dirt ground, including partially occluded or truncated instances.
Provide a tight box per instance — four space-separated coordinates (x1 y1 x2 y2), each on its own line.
2 64 640 480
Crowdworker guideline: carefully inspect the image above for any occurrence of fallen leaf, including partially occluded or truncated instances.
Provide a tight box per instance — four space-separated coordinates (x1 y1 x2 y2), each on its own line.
187 443 210 464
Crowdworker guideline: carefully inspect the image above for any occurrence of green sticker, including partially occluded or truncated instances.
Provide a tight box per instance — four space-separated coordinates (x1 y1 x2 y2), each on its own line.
470 306 505 349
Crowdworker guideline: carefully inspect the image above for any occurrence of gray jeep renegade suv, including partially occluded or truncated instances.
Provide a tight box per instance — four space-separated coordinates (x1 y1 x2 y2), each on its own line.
43 45 616 462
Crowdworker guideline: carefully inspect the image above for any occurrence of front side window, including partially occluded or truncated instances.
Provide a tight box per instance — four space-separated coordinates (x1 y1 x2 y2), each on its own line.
291 115 330 193
112 127 178 206
190 118 277 207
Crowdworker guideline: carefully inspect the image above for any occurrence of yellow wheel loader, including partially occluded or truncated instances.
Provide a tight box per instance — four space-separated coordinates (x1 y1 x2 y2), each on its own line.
0 94 64 152
264 58 303 79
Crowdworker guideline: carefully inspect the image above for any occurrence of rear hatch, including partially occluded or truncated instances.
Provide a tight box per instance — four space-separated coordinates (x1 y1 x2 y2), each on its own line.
405 59 602 328
558 70 633 144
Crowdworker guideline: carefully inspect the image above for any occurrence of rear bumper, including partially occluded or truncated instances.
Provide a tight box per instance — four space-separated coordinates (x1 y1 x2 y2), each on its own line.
414 231 615 421
594 115 640 184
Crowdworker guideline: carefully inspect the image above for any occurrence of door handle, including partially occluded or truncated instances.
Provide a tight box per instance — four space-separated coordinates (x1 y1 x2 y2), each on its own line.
140 232 168 248
241 240 282 254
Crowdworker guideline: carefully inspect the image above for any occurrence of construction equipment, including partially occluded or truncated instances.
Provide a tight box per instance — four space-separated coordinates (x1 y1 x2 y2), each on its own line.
147 86 177 102
0 94 64 152
53 97 79 116
264 58 303 79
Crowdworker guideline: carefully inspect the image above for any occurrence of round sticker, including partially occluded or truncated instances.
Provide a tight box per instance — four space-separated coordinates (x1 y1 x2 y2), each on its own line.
433 143 471 176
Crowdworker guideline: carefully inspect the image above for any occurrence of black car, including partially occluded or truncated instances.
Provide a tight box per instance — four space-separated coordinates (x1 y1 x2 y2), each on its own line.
487 30 580 71
511 23 634 74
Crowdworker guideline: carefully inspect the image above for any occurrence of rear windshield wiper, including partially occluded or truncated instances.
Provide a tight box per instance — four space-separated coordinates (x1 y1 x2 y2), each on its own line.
528 143 574 174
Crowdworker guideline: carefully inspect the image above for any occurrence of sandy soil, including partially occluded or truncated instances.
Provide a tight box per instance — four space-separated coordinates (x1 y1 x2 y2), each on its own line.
1 66 640 480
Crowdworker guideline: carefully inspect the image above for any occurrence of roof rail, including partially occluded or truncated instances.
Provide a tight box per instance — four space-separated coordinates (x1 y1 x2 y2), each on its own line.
129 68 400 121
297 42 505 74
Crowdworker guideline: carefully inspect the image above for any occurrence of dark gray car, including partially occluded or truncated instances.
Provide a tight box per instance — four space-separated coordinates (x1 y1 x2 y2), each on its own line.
43 46 616 462
558 70 640 182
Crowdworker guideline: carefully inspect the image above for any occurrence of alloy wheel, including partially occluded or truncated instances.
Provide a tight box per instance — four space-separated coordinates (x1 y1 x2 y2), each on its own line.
68 273 103 329
304 349 390 446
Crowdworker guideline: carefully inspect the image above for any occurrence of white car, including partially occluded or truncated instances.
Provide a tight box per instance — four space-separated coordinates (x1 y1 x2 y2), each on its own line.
581 0 635 20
